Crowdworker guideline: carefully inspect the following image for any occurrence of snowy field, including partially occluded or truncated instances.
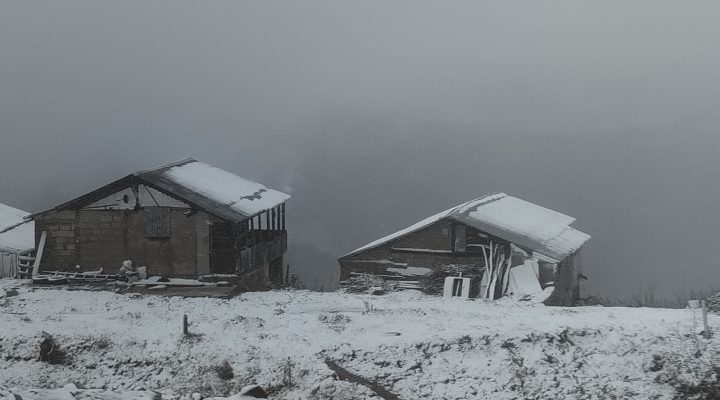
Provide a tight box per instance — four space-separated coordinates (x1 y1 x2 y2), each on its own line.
1 280 719 400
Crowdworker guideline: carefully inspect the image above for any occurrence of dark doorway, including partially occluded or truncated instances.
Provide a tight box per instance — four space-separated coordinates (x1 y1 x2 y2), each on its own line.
269 256 284 285
209 221 236 274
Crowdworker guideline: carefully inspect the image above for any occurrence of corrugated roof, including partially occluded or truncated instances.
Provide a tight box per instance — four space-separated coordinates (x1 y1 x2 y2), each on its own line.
342 193 590 261
0 203 35 252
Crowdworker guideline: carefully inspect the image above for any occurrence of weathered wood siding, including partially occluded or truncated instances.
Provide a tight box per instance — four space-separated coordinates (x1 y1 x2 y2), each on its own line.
339 219 491 280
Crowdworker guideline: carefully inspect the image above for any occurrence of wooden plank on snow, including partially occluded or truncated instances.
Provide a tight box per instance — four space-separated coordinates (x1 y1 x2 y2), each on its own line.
31 231 47 278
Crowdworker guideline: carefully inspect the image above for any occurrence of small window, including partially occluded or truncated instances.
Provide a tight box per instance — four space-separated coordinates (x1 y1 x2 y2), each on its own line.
145 207 171 237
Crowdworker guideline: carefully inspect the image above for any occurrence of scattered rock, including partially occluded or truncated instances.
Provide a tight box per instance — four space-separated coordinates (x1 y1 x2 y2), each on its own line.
237 385 268 398
215 360 234 380
39 331 67 365
369 286 385 295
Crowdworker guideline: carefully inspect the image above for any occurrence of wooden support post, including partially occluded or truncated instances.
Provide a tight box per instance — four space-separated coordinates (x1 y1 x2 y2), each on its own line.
271 207 276 231
281 203 286 230
266 210 270 231
702 300 711 338
32 231 47 278
183 314 189 336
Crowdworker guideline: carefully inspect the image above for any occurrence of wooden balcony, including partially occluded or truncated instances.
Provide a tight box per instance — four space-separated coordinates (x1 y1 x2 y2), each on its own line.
238 230 287 271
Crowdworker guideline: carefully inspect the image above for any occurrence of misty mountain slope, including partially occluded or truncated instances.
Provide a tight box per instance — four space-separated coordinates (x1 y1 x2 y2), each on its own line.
3 108 720 297
1 281 718 399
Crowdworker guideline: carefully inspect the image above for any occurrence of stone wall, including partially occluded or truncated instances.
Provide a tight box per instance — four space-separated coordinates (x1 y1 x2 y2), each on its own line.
35 210 78 269
35 209 206 277
543 250 581 306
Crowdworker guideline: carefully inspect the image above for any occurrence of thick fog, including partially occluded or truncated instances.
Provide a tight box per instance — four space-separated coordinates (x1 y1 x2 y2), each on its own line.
2 1 720 296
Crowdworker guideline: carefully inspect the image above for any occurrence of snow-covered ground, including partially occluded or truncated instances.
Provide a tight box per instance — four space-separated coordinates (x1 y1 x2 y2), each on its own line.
1 280 718 399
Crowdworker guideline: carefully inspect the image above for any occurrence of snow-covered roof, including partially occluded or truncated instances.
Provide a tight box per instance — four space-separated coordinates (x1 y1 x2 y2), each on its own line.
0 203 35 252
137 159 290 222
344 206 458 257
342 193 590 261
40 158 290 223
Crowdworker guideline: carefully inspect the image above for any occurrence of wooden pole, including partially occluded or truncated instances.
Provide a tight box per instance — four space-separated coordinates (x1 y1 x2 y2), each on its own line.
271 207 276 231
281 203 286 230
183 314 188 336
702 300 710 338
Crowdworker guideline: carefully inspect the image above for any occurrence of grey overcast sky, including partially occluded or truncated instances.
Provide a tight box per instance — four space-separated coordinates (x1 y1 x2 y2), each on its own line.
2 1 720 295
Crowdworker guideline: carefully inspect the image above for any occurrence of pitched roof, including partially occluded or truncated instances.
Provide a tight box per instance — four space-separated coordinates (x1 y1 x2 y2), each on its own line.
39 158 290 223
136 159 290 222
341 193 590 262
0 203 35 252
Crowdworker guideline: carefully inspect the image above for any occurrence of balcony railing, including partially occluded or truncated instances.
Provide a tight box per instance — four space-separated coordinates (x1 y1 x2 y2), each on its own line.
239 230 287 271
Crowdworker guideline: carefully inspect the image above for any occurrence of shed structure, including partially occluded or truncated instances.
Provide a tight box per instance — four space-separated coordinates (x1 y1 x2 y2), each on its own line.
339 193 590 305
31 158 290 288
0 203 35 278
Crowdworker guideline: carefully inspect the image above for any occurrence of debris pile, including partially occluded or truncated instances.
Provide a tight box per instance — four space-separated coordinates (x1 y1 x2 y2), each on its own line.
420 264 483 297
118 259 147 282
343 274 397 294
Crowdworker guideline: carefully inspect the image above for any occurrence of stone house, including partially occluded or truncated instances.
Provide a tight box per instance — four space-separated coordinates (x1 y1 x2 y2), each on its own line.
338 193 590 305
31 158 290 287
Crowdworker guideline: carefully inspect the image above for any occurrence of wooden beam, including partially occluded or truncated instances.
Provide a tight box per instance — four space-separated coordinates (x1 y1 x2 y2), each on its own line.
325 360 399 400
281 203 286 230
32 231 47 278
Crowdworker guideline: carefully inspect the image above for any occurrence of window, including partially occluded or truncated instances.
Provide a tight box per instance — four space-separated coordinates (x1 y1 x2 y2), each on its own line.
145 207 171 237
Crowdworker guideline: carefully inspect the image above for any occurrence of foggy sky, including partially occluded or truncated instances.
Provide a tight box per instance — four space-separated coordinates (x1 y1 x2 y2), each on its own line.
2 1 720 296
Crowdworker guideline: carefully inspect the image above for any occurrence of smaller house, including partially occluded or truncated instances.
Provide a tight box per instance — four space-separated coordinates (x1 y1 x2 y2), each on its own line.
0 203 35 278
32 158 290 288
338 193 591 305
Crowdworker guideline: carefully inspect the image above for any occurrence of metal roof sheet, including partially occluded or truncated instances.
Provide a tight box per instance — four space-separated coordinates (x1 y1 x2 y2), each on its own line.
342 193 590 261
451 194 590 261
0 203 35 252
136 159 291 222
